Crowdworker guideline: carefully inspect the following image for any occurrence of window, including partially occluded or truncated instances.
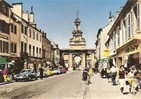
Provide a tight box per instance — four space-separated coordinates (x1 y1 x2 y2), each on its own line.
3 41 9 53
21 24 27 35
36 32 38 40
10 42 17 53
40 35 42 42
21 24 24 33
0 2 9 17
113 32 116 49
21 42 24 53
33 46 35 56
0 20 9 34
24 43 27 53
0 40 2 52
14 43 17 53
36 47 38 56
133 4 140 31
14 25 17 34
10 43 13 53
10 24 13 33
25 27 27 35
117 27 120 46
29 29 31 37
127 14 131 39
29 45 31 56
39 48 41 56
33 30 35 39
10 24 17 34
123 19 128 41
137 4 140 31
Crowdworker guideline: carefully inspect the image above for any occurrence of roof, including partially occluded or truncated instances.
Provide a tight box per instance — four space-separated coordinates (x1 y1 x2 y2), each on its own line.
96 28 102 38
0 0 12 8
108 0 136 36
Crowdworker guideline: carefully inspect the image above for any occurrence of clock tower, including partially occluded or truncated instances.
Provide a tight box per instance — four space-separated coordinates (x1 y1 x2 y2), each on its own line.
69 16 86 49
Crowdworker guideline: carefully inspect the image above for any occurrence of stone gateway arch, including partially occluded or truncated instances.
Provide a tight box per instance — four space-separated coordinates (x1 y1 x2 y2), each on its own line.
61 16 96 70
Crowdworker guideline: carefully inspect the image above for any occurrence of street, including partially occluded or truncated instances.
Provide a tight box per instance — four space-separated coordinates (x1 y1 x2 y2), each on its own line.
0 71 141 99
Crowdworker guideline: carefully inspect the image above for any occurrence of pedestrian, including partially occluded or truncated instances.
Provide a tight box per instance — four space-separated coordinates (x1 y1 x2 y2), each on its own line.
119 66 126 93
33 64 37 73
107 67 112 82
122 81 130 94
82 67 88 81
88 67 93 85
39 66 44 80
110 66 117 85
127 67 138 94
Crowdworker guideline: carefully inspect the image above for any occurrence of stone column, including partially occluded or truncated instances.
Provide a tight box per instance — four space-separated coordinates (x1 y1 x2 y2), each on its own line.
91 53 95 67
69 53 73 71
81 53 86 69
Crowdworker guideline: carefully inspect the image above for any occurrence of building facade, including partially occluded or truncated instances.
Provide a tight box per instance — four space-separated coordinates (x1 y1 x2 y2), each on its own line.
0 0 12 59
105 0 141 70
95 12 118 70
0 1 61 69
11 3 43 68
51 41 60 66
42 33 53 66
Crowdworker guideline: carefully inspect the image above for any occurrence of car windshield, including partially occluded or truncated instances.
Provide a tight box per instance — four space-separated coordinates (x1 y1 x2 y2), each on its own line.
21 70 31 73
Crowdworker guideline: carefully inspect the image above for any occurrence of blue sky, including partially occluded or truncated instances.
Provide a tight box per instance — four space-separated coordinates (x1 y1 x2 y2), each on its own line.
8 0 127 48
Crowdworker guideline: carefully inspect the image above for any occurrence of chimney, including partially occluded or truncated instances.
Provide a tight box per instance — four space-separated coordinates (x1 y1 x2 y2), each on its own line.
108 11 113 23
45 33 47 38
29 6 35 24
22 11 29 22
12 3 23 18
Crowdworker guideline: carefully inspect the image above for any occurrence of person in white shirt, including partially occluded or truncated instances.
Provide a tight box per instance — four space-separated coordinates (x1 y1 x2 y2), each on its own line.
111 66 117 85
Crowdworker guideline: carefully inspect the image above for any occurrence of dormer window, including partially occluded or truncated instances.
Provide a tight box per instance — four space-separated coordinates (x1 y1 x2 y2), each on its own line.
0 1 10 17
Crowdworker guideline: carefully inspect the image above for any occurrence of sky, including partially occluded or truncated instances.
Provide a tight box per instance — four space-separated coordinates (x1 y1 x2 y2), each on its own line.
8 0 127 49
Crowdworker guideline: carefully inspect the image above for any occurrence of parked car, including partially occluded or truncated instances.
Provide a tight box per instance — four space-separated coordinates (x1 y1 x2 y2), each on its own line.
53 68 61 75
44 69 54 77
14 69 38 81
60 67 67 74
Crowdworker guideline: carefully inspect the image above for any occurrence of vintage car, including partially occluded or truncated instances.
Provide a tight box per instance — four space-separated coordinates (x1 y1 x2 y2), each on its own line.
14 69 38 81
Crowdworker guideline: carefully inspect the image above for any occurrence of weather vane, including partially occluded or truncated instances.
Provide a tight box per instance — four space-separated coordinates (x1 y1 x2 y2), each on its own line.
76 10 79 18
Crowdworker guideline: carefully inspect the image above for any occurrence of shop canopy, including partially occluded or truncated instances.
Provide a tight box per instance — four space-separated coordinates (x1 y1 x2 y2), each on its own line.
0 56 7 63
0 56 8 63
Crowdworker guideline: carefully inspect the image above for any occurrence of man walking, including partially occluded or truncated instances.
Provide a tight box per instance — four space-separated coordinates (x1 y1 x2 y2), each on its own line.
111 66 117 85
39 66 44 80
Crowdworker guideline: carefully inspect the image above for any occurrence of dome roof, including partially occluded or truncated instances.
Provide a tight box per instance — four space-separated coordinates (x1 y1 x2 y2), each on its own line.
74 17 81 24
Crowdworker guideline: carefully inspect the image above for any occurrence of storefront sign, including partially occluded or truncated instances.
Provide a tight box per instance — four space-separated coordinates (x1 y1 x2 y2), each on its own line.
103 48 110 57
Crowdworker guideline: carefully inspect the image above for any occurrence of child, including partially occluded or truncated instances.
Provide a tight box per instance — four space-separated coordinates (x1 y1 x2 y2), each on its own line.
123 81 130 94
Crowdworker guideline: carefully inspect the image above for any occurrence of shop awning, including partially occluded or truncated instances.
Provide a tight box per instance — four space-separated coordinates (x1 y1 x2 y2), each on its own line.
0 56 7 63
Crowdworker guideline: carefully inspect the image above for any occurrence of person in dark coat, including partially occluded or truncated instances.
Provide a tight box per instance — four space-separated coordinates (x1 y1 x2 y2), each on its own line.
82 67 88 81
39 66 44 79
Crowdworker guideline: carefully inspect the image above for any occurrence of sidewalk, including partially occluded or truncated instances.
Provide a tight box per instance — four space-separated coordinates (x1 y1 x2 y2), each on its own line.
85 74 141 99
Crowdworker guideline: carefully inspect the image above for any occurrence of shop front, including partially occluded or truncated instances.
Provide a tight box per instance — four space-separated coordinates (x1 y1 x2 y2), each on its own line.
116 38 141 70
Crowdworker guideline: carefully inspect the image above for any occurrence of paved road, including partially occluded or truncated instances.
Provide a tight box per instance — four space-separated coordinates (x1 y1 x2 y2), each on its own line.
0 71 85 99
0 71 141 99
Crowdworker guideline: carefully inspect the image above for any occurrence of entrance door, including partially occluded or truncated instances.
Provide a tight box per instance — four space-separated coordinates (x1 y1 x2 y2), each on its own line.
128 53 140 69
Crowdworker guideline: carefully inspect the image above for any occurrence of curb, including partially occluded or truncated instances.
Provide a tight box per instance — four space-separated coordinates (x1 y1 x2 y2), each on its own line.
0 81 14 86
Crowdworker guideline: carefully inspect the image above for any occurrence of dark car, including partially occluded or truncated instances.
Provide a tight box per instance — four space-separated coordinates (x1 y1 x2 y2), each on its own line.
14 69 38 81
